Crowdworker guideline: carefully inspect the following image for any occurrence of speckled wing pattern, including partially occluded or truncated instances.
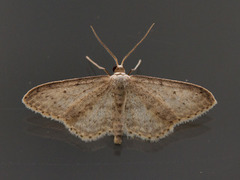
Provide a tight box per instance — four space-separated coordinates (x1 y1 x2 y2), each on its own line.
123 75 217 141
23 74 217 143
22 75 115 141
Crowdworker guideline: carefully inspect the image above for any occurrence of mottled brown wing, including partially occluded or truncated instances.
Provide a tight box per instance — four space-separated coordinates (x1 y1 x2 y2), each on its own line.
62 81 117 141
123 75 217 141
23 75 115 141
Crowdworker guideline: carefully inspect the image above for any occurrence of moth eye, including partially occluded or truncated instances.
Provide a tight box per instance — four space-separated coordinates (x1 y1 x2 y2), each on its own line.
112 66 117 72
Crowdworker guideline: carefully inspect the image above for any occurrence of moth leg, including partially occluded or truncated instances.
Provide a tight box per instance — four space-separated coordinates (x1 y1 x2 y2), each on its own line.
86 56 110 76
128 59 142 75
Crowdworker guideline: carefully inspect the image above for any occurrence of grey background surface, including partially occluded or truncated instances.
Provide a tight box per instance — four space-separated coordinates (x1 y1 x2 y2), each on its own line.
0 1 239 179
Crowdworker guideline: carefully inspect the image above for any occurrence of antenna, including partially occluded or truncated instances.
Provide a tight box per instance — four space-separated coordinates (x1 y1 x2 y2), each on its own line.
90 26 119 65
121 23 155 66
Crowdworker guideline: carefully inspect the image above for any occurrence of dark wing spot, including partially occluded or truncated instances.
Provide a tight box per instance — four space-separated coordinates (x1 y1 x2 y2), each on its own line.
146 105 152 110
116 103 123 108
118 86 124 90
78 111 82 115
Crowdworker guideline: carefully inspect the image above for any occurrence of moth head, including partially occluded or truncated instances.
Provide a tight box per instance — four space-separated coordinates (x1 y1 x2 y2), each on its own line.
112 65 125 73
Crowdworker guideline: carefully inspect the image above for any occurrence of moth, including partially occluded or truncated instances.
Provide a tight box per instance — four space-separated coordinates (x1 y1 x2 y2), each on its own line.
22 23 217 144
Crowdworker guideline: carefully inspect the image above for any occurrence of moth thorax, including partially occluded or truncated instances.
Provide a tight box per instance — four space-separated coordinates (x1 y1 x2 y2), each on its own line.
111 74 130 88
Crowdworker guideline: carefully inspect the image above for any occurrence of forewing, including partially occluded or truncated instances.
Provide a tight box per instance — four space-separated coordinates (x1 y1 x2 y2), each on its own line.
23 75 110 120
131 75 217 121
